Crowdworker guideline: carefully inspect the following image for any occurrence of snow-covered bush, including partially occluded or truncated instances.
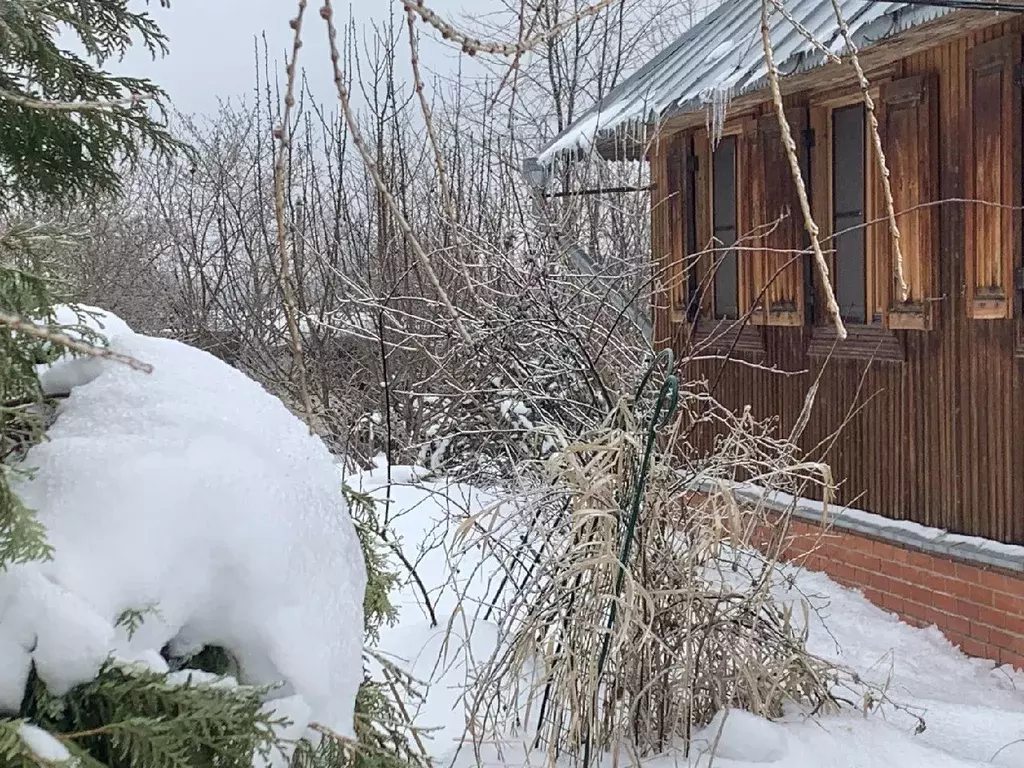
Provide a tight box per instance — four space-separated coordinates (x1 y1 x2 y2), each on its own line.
412 325 611 479
0 308 368 766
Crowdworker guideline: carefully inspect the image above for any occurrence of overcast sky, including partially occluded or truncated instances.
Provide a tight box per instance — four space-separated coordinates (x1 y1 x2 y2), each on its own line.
117 0 502 116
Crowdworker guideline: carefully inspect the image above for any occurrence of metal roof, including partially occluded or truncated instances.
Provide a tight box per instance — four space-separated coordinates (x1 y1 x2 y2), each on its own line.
535 0 951 164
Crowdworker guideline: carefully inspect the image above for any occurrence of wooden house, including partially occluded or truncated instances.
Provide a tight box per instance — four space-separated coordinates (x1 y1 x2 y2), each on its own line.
534 0 1024 668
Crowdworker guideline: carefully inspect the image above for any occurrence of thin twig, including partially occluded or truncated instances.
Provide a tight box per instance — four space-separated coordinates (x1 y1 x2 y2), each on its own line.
398 0 620 57
321 0 474 346
0 311 152 374
0 88 154 112
274 1 316 431
405 8 478 301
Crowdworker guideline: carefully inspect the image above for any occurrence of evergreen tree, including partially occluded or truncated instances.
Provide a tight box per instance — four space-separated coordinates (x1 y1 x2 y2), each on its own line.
1 0 183 569
0 3 288 766
0 5 419 765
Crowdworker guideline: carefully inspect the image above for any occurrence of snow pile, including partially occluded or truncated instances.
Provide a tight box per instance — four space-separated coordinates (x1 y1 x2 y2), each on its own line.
0 307 367 739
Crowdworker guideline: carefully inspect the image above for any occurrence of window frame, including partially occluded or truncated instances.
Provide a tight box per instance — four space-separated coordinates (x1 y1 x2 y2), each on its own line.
831 102 870 325
806 82 905 363
810 88 886 328
689 122 766 358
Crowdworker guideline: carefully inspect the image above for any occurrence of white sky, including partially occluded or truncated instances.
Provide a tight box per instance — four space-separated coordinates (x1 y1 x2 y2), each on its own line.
118 0 502 116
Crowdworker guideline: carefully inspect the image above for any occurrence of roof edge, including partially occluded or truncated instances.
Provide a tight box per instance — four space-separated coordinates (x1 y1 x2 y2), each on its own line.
534 1 984 165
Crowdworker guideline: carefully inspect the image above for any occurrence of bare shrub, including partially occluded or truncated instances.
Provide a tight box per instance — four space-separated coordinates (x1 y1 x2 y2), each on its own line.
453 352 847 763
59 3 673 474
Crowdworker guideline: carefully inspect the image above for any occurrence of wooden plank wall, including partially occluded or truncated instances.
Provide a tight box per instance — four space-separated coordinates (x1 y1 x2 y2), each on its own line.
659 19 1024 545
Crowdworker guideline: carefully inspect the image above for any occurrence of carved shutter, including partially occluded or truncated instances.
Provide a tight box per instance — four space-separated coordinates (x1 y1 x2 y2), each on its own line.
751 109 807 326
651 138 673 345
965 34 1021 320
693 129 713 319
666 133 692 324
880 73 939 330
738 120 758 319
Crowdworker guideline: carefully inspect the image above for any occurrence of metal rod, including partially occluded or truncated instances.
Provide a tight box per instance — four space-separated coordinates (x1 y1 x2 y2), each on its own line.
543 183 655 199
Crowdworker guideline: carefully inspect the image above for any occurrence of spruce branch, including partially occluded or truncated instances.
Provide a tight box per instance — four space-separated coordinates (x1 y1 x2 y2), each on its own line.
0 310 153 374
19 663 287 768
0 468 52 567
0 0 188 213
0 87 156 112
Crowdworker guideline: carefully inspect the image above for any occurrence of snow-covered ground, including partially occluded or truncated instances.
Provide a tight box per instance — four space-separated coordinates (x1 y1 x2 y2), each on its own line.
351 463 1024 768
7 305 1022 767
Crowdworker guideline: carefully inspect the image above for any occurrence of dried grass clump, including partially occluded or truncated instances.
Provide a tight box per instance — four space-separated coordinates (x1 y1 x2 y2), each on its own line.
463 367 846 765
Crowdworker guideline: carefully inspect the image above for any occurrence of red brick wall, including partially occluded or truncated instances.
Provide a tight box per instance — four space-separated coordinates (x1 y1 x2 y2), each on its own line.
763 517 1024 670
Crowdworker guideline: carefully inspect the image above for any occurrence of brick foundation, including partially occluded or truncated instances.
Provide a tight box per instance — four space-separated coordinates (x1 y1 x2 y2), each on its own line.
761 515 1024 670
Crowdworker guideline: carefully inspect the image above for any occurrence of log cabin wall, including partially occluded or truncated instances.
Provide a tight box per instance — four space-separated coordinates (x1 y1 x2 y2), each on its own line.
651 17 1024 545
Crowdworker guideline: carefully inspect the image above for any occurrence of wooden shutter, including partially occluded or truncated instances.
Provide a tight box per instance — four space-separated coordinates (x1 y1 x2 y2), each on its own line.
750 109 807 326
692 129 713 319
737 120 758 319
880 73 939 330
809 105 832 321
965 34 1021 320
666 133 692 324
650 138 673 344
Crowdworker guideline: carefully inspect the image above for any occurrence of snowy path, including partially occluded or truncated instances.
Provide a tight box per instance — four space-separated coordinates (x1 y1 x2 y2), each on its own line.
350 467 1024 768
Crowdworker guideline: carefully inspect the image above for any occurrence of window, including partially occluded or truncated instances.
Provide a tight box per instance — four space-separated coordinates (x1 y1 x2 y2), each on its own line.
712 136 738 319
810 76 937 341
831 104 867 325
806 77 937 358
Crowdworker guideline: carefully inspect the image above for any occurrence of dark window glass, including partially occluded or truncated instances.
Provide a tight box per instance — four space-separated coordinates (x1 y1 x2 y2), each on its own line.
832 104 867 324
712 136 738 319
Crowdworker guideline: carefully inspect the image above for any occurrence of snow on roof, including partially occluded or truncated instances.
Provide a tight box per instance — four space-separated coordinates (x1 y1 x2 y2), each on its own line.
535 0 949 164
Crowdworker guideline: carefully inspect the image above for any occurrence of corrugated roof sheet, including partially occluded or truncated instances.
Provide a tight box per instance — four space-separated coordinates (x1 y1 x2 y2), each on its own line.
535 0 950 163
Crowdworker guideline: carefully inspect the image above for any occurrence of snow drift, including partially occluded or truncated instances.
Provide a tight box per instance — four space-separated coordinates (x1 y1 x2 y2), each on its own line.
0 307 367 739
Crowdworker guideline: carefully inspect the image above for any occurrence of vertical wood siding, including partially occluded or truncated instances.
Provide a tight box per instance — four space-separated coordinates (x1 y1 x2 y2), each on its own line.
655 20 1024 544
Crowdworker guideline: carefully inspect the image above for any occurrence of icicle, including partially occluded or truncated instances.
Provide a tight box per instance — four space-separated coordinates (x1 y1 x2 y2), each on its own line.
703 84 734 148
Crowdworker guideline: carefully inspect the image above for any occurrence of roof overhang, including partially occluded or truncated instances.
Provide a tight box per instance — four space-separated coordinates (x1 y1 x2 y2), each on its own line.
532 3 1004 167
